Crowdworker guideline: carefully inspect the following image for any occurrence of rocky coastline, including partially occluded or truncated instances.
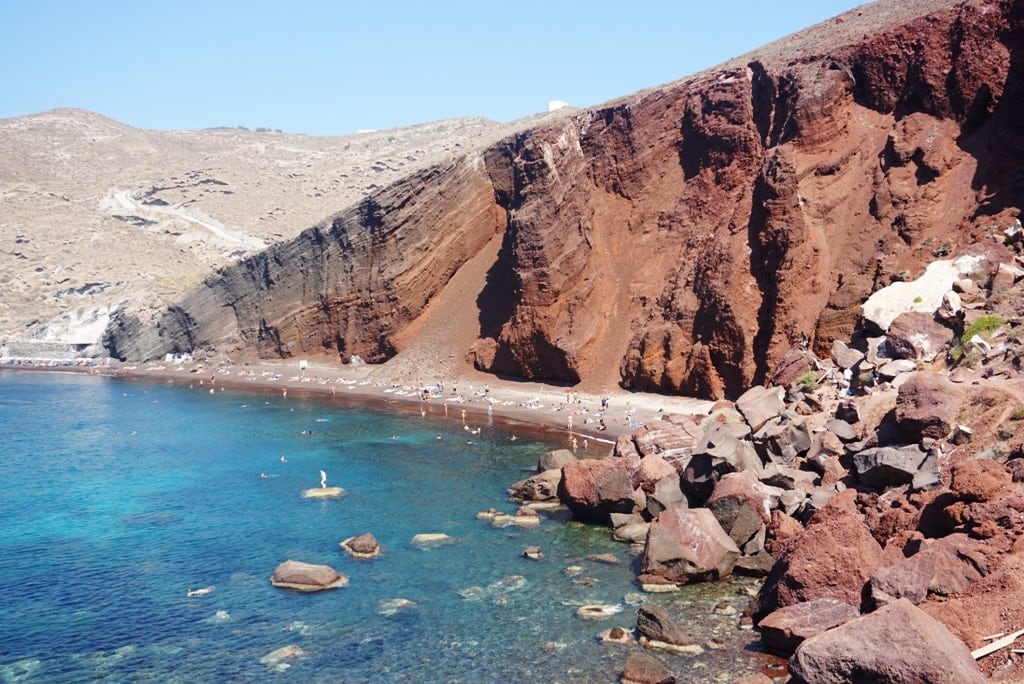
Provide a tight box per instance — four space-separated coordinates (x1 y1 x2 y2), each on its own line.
506 236 1024 682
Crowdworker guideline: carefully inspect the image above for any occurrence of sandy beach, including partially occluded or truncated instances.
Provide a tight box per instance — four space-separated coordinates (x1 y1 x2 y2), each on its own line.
82 356 716 451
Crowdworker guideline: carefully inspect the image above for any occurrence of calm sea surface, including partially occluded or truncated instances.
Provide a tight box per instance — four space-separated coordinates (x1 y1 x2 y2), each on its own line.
0 370 769 683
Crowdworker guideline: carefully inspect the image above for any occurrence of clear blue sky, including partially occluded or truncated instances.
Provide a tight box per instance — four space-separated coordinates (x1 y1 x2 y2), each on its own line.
1 1 866 135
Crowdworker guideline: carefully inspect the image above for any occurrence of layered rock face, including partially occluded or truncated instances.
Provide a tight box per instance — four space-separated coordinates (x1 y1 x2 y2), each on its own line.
106 0 1024 399
105 159 507 362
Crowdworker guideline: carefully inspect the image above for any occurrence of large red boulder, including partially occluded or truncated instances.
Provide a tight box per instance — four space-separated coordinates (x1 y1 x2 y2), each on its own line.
755 495 884 619
789 599 985 684
758 597 859 657
895 371 964 440
639 508 739 586
870 533 989 608
950 458 1012 503
557 456 638 523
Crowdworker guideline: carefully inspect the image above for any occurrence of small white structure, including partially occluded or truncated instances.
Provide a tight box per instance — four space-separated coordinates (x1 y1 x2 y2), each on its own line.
547 100 570 112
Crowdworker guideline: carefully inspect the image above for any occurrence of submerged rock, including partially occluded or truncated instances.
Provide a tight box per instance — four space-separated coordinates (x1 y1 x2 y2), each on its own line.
576 603 623 620
622 650 676 684
598 625 634 644
377 598 417 616
410 533 454 548
301 486 346 499
259 644 305 664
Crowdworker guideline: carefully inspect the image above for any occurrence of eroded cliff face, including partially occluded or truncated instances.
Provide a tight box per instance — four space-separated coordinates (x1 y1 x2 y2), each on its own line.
106 0 1024 399
473 0 1024 397
105 157 506 363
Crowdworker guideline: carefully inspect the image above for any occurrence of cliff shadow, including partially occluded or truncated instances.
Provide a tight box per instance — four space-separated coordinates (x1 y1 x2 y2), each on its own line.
958 16 1024 221
476 223 519 340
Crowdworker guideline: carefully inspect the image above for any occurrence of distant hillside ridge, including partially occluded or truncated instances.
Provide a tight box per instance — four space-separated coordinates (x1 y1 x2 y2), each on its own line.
0 107 534 349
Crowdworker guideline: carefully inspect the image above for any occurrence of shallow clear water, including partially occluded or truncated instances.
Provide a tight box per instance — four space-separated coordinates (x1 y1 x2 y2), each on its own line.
0 370 770 683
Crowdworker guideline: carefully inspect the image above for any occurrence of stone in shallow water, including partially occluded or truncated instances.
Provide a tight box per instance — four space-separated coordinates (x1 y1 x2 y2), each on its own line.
622 649 677 684
340 533 381 559
270 560 348 592
259 644 305 664
576 604 623 619
410 533 454 548
598 625 634 644
302 486 345 499
636 604 702 653
522 545 543 560
376 598 416 616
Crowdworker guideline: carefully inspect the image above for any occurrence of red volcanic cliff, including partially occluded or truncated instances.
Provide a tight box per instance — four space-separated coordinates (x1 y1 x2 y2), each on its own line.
105 0 1024 399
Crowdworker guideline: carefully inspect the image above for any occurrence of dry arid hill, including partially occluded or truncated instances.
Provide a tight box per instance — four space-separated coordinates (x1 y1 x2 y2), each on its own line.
10 0 1024 403
0 109 554 351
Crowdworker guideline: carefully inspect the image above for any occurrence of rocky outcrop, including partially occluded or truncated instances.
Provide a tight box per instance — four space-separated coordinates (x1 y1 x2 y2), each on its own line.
521 234 1024 677
104 0 1024 400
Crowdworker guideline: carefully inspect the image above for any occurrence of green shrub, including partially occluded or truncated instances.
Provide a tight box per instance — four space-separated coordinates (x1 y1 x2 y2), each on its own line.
795 371 818 392
960 315 1007 345
1010 406 1024 421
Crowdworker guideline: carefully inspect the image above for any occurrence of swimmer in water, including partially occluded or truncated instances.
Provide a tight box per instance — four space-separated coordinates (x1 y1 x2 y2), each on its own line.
320 469 327 488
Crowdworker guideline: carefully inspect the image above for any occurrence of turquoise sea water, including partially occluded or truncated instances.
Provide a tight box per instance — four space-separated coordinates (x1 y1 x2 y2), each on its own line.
0 370 769 683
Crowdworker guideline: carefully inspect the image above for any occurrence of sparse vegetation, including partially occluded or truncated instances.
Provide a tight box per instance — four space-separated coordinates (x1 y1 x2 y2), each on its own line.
1011 406 1024 421
796 370 818 392
960 315 1007 345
